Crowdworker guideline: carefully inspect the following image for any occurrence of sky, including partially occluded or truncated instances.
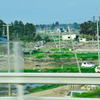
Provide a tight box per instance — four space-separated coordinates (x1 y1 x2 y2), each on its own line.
0 0 100 25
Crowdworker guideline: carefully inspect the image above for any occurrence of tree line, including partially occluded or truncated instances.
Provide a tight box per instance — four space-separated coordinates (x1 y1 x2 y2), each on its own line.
0 19 50 42
0 19 80 41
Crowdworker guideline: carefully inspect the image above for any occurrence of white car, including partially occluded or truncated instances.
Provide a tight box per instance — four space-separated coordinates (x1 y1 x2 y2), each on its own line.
95 67 100 73
81 62 95 68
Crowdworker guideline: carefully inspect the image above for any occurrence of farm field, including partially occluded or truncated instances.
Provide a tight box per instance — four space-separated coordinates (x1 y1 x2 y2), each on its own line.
24 40 99 73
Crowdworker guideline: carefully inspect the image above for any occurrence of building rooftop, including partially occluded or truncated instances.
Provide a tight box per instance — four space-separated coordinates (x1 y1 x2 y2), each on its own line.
0 37 7 41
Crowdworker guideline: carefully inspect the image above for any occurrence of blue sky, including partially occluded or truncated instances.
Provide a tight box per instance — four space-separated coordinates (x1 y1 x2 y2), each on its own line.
0 0 100 24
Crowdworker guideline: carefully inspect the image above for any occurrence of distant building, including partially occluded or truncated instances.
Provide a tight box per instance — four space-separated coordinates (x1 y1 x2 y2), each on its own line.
62 34 77 40
38 40 45 45
79 38 86 42
57 28 61 32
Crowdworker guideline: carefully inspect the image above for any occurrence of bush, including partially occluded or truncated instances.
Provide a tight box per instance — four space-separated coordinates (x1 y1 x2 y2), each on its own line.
24 69 40 72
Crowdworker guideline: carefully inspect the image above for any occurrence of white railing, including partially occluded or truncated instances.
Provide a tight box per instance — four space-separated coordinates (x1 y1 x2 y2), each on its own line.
0 96 100 100
0 73 100 84
0 73 100 100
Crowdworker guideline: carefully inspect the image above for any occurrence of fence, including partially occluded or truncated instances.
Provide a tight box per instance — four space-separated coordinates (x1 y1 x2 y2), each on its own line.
0 73 100 100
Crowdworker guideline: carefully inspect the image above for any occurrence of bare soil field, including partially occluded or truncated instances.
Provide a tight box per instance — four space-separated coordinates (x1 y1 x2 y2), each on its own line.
26 85 81 97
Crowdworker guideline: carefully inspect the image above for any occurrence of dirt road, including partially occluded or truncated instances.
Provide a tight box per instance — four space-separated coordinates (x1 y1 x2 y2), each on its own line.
26 85 81 97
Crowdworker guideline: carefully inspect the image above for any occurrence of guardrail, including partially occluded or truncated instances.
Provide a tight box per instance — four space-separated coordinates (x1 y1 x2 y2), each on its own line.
0 73 100 84
0 73 100 100
0 96 100 100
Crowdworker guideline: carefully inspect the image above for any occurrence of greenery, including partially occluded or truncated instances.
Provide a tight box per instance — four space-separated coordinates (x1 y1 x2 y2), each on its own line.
0 20 36 41
24 50 98 60
34 34 42 41
0 19 80 42
25 84 63 94
50 48 69 51
24 67 95 73
74 88 100 98
77 53 98 60
0 20 6 36
44 35 51 42
79 20 100 40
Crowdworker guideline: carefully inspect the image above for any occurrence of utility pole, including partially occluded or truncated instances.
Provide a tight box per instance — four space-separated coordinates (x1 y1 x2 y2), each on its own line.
59 32 61 52
3 24 11 96
3 24 11 72
68 26 81 73
50 31 58 48
92 37 94 52
96 9 100 66
2 27 5 36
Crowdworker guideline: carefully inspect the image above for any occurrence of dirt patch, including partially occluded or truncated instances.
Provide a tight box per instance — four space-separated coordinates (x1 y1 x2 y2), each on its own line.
26 85 81 97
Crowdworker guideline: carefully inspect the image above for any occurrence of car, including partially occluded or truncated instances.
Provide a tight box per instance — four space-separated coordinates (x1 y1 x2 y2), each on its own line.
81 62 95 68
95 66 100 73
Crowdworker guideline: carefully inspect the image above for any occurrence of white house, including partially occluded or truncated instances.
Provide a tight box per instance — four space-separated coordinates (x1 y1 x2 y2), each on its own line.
79 38 86 42
62 34 77 40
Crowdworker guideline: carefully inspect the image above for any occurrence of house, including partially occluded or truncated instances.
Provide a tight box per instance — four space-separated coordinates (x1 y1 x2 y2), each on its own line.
79 38 86 42
62 34 78 40
38 40 45 45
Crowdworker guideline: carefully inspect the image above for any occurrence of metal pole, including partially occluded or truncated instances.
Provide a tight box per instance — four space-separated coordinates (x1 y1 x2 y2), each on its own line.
7 25 10 72
96 9 100 66
50 31 58 48
17 85 24 100
7 24 11 96
59 32 61 52
92 37 94 50
69 31 81 73
4 24 11 96
2 27 5 36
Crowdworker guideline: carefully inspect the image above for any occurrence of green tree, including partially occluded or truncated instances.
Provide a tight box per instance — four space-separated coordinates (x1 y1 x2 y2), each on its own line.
9 20 25 40
34 34 42 41
24 23 36 37
51 23 55 30
44 35 50 42
0 20 5 37
79 21 97 36
73 22 80 29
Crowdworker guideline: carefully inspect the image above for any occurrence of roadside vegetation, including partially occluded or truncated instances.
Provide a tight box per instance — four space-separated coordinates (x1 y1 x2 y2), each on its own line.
24 68 95 73
25 84 63 94
74 88 100 98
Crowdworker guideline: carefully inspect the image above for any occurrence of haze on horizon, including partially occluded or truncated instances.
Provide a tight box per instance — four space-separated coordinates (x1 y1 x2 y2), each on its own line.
0 0 100 24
